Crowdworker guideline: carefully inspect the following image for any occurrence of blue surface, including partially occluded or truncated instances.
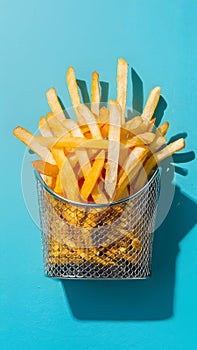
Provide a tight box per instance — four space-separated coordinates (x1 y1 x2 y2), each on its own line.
1 1 197 349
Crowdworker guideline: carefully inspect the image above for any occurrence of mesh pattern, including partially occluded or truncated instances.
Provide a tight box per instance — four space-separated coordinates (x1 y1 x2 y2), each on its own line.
36 171 160 279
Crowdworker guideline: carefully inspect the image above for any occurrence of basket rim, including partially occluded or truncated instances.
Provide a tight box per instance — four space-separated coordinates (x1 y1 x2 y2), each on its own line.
34 167 159 208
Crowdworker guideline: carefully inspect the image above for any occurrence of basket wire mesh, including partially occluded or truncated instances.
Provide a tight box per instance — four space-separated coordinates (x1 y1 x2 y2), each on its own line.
36 169 160 279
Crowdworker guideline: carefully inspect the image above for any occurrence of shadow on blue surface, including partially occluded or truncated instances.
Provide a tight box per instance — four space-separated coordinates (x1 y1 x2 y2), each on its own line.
61 182 197 320
61 70 196 320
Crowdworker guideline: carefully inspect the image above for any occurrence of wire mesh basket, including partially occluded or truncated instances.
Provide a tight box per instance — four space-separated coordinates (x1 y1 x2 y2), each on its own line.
35 169 160 279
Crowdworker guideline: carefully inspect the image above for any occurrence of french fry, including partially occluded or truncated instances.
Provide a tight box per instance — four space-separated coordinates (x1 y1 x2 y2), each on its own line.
105 100 122 198
13 126 55 164
81 150 105 200
117 58 128 124
125 132 155 148
150 135 167 152
115 147 149 200
42 174 56 190
46 88 66 123
46 112 67 137
32 160 59 177
134 138 185 192
99 106 110 124
66 67 85 125
123 116 147 136
91 71 100 116
60 154 81 202
141 86 161 121
76 104 102 139
38 116 53 137
35 135 86 149
157 121 169 136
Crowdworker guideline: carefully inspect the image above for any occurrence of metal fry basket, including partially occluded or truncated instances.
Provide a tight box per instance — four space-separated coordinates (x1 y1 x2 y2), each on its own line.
35 169 160 279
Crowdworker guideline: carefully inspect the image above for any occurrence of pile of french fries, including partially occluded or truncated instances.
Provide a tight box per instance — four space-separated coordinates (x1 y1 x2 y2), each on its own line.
13 58 186 270
13 58 185 204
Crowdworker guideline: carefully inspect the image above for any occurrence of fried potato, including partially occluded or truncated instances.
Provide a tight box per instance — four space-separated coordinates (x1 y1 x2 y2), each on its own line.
141 87 161 121
46 88 66 123
66 66 85 124
117 58 128 124
91 71 100 116
81 150 105 200
13 126 55 164
38 116 53 137
32 160 59 177
76 104 102 139
105 100 122 198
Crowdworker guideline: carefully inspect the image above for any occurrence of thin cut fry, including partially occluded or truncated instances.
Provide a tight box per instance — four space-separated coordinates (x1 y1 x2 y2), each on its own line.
13 126 55 164
141 87 161 121
81 150 105 200
35 135 86 149
105 100 122 198
76 104 102 139
32 160 58 177
38 116 53 137
99 106 110 123
134 138 185 192
91 71 100 116
150 135 167 152
117 58 128 124
46 88 66 123
115 147 149 200
157 121 169 136
123 116 147 136
51 148 80 201
46 112 67 137
66 67 85 124
60 157 81 202
125 132 155 148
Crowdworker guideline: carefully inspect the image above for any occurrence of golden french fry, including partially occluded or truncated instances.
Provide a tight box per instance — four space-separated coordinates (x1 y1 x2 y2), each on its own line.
99 106 110 124
134 138 185 192
105 100 122 198
91 181 108 204
141 86 161 121
13 126 55 164
35 135 86 149
66 66 85 124
125 132 155 148
117 58 128 124
41 174 56 190
157 121 169 136
123 116 147 136
32 160 59 177
150 135 167 152
60 155 81 202
38 116 53 137
81 150 105 200
46 112 67 137
115 147 149 200
76 104 102 139
54 173 63 194
46 88 66 123
91 71 100 116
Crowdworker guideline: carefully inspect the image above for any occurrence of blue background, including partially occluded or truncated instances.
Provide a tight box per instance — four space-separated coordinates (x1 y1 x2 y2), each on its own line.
1 1 197 349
